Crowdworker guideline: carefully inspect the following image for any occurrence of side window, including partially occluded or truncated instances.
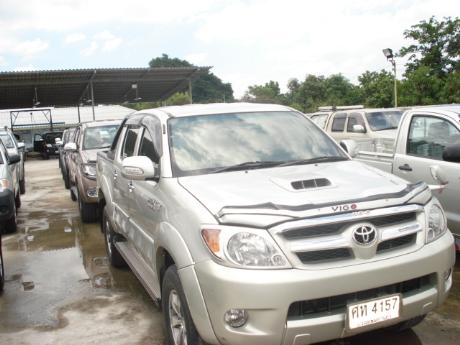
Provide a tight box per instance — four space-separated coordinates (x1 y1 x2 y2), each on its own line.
121 127 140 159
331 113 346 132
407 115 460 160
347 113 366 132
139 129 159 163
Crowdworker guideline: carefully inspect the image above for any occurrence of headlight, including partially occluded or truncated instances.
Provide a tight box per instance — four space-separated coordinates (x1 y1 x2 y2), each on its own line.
201 226 291 269
46 144 52 148
81 163 97 179
426 202 447 243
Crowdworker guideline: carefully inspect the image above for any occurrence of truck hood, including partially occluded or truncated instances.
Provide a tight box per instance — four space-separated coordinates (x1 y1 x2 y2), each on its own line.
178 160 427 228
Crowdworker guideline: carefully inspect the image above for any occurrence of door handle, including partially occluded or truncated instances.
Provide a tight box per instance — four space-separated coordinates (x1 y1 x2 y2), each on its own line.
128 181 134 192
398 164 412 172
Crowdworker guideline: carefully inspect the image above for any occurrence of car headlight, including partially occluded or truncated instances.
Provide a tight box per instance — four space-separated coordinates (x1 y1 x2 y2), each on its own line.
46 144 52 148
0 179 10 192
201 226 291 269
81 163 97 179
426 202 447 243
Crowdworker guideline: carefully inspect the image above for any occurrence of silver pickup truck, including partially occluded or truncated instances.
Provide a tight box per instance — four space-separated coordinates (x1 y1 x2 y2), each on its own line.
345 105 460 250
97 103 454 345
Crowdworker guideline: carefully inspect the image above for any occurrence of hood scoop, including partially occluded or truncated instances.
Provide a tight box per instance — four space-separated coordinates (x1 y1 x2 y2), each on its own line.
291 178 331 190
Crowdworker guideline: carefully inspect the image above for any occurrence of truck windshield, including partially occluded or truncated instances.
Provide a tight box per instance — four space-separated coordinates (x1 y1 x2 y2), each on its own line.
0 134 15 148
168 111 347 176
83 125 120 150
366 111 403 131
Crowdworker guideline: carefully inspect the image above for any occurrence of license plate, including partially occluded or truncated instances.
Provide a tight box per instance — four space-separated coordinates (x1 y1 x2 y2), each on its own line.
347 294 401 330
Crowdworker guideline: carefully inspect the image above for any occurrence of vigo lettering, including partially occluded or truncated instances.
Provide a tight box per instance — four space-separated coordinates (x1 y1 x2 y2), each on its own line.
332 203 357 212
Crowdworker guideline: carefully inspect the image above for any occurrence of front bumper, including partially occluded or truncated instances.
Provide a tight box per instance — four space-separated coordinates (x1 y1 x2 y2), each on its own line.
190 231 455 345
77 175 98 204
0 189 15 222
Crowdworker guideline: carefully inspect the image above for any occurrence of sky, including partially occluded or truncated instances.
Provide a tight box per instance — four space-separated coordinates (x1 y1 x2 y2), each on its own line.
0 0 458 98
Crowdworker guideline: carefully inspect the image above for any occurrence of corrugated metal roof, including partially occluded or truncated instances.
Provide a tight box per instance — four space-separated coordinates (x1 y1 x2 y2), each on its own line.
0 67 209 109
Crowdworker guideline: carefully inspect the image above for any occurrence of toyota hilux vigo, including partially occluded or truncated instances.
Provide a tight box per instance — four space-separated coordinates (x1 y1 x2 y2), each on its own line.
65 120 121 222
97 103 455 345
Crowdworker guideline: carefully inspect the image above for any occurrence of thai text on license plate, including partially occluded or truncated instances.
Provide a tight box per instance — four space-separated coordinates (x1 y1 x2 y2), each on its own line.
347 294 401 330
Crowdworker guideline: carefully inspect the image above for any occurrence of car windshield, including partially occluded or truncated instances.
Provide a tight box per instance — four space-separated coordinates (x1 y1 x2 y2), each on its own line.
83 125 120 150
168 111 347 176
0 134 15 148
366 111 403 131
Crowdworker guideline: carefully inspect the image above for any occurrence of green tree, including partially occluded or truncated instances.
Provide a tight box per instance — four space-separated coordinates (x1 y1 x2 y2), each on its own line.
399 65 444 105
358 70 394 107
399 16 460 78
243 80 283 104
148 54 234 103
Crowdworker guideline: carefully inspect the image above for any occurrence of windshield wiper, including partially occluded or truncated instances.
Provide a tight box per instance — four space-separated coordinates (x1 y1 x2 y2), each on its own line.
278 156 348 167
211 161 281 173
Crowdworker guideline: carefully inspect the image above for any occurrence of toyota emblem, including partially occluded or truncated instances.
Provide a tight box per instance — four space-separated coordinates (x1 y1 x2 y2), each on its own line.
352 224 377 245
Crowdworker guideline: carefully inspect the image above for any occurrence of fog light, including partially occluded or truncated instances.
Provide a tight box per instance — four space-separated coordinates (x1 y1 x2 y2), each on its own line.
443 268 452 281
224 309 248 328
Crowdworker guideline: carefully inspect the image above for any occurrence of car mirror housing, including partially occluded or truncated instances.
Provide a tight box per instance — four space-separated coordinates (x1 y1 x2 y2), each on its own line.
64 142 77 152
442 144 460 163
8 153 21 164
122 156 157 181
352 124 366 133
340 139 359 158
17 142 25 150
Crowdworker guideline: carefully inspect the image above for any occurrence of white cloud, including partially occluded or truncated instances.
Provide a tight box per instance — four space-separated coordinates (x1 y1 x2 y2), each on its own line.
81 42 98 57
14 65 37 71
0 56 6 66
185 53 208 65
65 33 86 44
0 38 49 59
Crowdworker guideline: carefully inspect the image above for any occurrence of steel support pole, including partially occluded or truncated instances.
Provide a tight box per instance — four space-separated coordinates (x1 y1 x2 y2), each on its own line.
77 104 81 123
393 60 398 108
188 79 193 104
90 80 95 121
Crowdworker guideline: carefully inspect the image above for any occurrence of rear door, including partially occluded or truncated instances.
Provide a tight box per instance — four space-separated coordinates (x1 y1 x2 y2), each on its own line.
393 112 460 235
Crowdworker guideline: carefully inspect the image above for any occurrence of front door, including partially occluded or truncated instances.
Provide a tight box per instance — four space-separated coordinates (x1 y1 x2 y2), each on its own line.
393 113 460 236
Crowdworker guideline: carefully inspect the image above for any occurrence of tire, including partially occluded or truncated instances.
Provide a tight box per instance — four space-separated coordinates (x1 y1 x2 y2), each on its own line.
63 171 70 189
42 152 49 160
162 265 203 345
0 239 4 293
15 192 21 209
2 214 17 234
103 207 127 268
79 192 98 223
70 188 77 201
391 314 426 332
19 178 25 195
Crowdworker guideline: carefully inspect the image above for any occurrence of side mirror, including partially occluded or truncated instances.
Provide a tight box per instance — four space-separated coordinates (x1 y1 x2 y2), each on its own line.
8 153 20 164
17 142 25 150
122 156 156 181
442 144 460 163
64 142 77 152
55 138 62 144
340 139 358 158
352 124 366 133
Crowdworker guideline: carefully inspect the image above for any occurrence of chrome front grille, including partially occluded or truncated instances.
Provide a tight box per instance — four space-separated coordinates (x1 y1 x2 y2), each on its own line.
272 204 424 267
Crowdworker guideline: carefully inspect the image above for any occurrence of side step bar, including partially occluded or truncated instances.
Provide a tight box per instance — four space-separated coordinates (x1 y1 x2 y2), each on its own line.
115 241 161 307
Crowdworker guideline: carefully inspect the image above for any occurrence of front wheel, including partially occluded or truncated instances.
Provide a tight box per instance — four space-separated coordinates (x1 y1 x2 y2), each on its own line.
78 193 98 223
19 178 25 195
0 237 4 292
2 213 17 234
162 265 203 345
102 207 127 268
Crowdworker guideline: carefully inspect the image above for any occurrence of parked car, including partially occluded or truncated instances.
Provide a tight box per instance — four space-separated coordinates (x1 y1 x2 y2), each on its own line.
59 128 76 189
325 107 403 143
0 140 21 234
97 103 454 345
0 127 26 194
344 104 460 250
34 131 63 159
0 233 4 292
65 120 121 222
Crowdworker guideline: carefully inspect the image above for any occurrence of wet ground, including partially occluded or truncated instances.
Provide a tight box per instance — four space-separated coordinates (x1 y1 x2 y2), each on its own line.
0 159 459 345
